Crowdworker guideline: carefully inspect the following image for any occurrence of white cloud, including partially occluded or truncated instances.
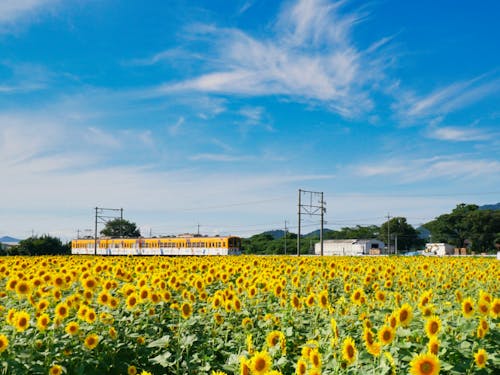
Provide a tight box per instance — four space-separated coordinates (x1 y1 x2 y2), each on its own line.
0 0 59 28
354 155 500 182
150 0 388 118
395 75 500 122
167 117 185 136
426 126 491 142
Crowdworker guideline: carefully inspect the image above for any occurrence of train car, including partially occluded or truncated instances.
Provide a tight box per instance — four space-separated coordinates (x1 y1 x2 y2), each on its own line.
71 235 241 256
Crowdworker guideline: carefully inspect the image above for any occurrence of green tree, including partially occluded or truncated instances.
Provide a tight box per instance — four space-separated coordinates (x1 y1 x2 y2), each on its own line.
100 218 141 237
325 225 380 240
380 217 422 252
13 235 70 255
425 204 478 248
465 209 500 252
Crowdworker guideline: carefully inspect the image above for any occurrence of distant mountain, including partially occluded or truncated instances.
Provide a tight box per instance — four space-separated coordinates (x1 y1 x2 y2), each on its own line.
262 230 286 239
479 203 500 211
0 236 20 243
261 229 335 239
416 226 431 240
302 229 335 238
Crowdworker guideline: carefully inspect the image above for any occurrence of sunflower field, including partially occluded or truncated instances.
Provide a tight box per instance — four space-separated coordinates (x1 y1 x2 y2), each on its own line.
0 255 498 375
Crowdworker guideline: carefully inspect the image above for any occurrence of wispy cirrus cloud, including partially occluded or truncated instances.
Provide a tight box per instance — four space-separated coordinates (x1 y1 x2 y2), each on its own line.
0 62 52 93
0 0 60 31
394 74 500 122
426 126 492 142
354 155 500 183
146 0 391 119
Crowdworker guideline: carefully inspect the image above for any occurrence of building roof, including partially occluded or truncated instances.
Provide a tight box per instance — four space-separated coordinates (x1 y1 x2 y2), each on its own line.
323 239 383 244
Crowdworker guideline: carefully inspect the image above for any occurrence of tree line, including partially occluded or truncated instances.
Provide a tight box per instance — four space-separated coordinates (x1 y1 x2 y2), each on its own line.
1 203 499 255
242 204 500 255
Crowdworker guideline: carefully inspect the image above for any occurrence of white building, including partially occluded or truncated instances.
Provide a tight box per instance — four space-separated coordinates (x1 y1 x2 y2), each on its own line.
424 243 455 256
315 239 385 256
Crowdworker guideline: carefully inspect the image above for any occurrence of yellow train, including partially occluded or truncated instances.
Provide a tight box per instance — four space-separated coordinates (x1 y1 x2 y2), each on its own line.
71 235 242 256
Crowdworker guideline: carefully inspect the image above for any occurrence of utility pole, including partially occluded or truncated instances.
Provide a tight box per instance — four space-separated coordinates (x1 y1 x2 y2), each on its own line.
95 207 98 255
298 189 326 256
297 189 302 256
395 234 398 255
284 220 288 255
320 192 324 256
94 207 124 255
386 213 392 254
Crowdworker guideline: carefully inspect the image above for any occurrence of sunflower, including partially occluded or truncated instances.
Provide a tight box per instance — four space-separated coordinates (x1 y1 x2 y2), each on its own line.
0 334 9 353
419 290 432 307
84 333 99 350
477 300 489 316
378 325 395 346
318 290 329 309
474 348 487 369
181 302 192 319
266 331 283 348
65 321 79 336
397 303 413 327
14 311 30 332
126 293 139 310
241 317 253 329
55 302 69 320
249 350 272 375
309 348 321 369
212 295 222 309
428 336 439 355
409 352 440 375
49 365 63 375
127 365 137 375
240 357 251 375
341 336 357 365
36 299 50 312
83 277 98 291
490 298 500 318
246 334 254 354
367 341 381 357
422 304 435 317
461 297 474 319
233 297 242 312
139 286 150 302
295 358 307 375
350 288 364 306
214 313 224 325
105 326 116 340
291 293 302 310
387 313 398 329
37 313 50 331
97 291 111 306
363 327 375 347
85 308 97 324
305 293 315 308
15 280 31 297
425 316 441 337
375 290 386 303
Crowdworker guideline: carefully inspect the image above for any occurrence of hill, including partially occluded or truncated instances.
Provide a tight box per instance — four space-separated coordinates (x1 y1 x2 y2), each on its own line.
479 202 500 211
0 236 20 243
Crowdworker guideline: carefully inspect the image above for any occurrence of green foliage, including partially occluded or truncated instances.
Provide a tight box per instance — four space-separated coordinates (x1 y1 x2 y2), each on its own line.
100 218 141 238
10 235 70 256
325 225 380 240
380 217 424 251
241 233 312 255
425 204 500 252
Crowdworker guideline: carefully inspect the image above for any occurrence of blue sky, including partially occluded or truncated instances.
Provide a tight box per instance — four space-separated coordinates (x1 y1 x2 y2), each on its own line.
1 0 499 241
